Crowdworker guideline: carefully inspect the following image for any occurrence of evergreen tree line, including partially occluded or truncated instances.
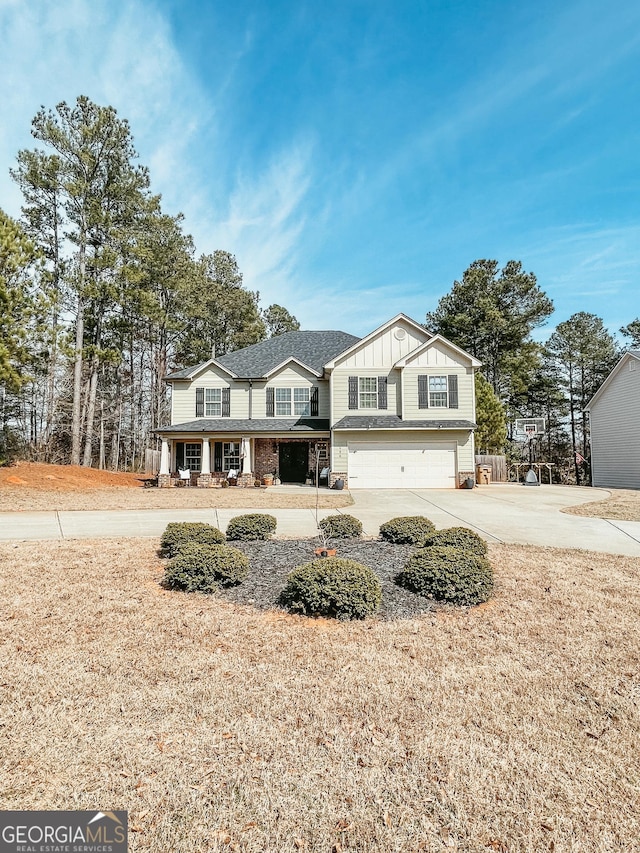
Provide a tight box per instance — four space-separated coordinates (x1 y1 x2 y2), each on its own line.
2 99 637 480
427 259 640 484
0 97 299 469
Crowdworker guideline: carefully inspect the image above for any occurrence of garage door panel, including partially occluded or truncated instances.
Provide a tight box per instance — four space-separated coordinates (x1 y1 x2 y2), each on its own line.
348 441 456 489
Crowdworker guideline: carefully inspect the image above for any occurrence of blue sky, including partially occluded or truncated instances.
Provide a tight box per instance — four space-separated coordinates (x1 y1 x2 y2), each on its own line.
1 0 638 338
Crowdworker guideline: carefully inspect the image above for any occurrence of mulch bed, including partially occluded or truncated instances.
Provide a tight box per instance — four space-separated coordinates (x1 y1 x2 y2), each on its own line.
218 538 436 620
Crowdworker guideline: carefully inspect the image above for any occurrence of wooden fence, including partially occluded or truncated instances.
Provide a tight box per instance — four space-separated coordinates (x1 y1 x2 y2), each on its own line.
145 448 161 475
475 455 507 482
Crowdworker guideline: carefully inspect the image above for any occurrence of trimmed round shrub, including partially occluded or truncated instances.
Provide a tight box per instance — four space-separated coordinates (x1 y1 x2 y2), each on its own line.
318 514 362 539
379 516 436 546
280 557 381 619
226 513 277 541
396 546 493 606
163 543 249 592
421 526 487 556
160 521 226 557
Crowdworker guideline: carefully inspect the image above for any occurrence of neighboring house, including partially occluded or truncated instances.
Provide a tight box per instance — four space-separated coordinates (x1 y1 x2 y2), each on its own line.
586 350 640 489
156 314 481 489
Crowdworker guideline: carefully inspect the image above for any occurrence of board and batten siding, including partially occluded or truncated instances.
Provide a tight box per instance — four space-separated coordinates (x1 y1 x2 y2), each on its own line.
335 320 430 369
331 429 474 474
402 366 474 421
590 358 640 488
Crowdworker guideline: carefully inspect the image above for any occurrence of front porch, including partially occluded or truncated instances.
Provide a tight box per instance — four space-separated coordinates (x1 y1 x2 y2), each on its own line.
156 435 330 488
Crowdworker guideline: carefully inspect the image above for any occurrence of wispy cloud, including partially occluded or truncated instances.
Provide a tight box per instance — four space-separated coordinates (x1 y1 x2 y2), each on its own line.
0 0 209 218
198 140 314 305
513 223 640 332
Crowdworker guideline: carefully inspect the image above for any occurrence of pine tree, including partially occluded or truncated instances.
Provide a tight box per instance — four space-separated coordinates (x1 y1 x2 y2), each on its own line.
474 372 507 453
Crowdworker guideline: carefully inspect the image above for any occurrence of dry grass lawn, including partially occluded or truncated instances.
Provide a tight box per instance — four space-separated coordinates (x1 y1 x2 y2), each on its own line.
564 488 640 522
1 539 638 852
0 462 353 512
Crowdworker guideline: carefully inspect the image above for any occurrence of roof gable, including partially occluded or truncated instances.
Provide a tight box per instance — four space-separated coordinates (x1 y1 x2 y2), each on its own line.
165 358 237 382
264 357 323 379
394 335 482 369
325 314 432 369
586 350 640 410
215 330 360 378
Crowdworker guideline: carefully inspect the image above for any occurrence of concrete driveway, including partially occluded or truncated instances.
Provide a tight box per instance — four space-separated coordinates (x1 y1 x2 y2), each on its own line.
0 484 639 556
349 484 640 556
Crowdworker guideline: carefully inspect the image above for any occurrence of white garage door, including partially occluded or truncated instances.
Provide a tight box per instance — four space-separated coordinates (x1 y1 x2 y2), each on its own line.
347 441 457 489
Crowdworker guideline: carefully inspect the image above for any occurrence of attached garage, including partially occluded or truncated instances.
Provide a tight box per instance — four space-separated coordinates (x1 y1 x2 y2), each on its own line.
347 441 457 489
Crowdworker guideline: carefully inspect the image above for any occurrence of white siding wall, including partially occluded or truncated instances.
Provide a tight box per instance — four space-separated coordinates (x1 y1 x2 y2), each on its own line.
590 358 640 488
331 429 474 474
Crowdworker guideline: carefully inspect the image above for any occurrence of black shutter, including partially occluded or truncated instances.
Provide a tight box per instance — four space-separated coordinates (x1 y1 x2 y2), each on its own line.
195 387 204 417
214 442 223 472
418 375 429 409
377 376 387 409
348 376 358 409
222 387 230 417
310 386 319 416
448 374 458 409
266 387 275 417
175 442 185 469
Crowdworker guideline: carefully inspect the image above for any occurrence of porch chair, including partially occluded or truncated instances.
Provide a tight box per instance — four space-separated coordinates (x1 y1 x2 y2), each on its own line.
178 467 192 486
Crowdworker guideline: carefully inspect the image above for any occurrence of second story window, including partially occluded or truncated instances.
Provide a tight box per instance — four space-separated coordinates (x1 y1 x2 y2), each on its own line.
205 388 222 416
196 386 230 417
276 388 291 415
429 376 448 407
359 377 378 409
294 388 310 415
274 387 311 416
348 375 387 410
267 386 318 417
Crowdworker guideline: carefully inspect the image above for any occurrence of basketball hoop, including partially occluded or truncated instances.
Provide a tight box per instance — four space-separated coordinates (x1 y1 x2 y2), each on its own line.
514 417 545 439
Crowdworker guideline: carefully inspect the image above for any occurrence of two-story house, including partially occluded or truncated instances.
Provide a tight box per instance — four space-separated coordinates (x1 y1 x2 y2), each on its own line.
156 314 480 489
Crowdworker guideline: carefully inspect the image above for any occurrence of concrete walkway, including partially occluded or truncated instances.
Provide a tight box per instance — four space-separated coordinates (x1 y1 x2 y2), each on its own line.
1 484 639 556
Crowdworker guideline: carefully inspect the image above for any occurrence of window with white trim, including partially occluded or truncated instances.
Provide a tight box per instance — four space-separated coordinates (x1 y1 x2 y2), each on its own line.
274 387 310 416
275 388 291 416
185 443 201 471
359 377 378 409
205 388 222 416
294 387 310 415
223 442 240 471
429 376 448 407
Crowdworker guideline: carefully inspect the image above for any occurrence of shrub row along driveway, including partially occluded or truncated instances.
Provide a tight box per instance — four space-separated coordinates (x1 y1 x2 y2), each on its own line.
1 483 640 555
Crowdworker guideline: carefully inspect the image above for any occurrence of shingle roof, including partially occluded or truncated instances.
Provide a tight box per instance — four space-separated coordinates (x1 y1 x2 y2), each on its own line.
165 330 361 381
332 416 476 430
156 418 330 434
165 362 210 380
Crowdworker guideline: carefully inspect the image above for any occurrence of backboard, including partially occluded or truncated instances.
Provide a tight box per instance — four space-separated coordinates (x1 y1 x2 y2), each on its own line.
514 417 546 438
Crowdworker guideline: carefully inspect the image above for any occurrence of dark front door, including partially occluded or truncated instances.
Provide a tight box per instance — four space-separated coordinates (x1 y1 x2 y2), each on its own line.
279 442 308 483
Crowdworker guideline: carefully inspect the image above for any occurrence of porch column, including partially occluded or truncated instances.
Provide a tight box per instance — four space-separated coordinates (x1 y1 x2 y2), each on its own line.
198 437 212 487
241 436 252 475
201 438 211 474
158 438 172 488
160 439 170 475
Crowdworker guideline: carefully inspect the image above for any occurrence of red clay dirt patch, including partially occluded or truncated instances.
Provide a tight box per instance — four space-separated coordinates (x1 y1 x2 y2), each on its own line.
0 461 144 491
